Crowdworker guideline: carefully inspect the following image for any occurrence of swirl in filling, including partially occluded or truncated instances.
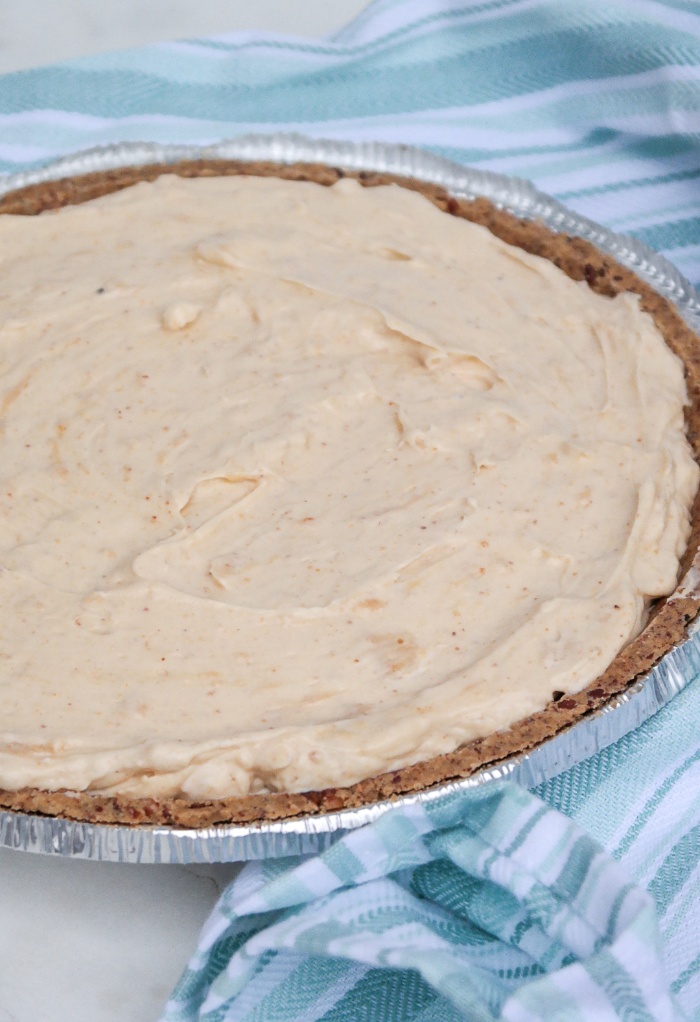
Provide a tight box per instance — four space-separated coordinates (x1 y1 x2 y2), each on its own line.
0 174 696 798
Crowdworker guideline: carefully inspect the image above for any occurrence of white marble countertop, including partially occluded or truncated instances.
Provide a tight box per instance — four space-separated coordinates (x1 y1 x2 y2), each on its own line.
0 1 368 75
0 848 242 1022
0 6 368 1020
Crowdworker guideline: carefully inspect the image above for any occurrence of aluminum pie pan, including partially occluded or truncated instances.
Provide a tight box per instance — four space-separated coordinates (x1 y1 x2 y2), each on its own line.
0 133 699 864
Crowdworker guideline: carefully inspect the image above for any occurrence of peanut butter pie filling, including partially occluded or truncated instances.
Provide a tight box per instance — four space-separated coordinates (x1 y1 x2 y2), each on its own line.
0 168 698 816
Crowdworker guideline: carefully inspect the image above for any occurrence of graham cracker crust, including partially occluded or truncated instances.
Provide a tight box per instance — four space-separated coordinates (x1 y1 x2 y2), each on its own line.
1 159 700 828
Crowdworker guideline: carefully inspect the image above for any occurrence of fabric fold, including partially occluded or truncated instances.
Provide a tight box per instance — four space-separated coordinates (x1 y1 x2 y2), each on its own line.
161 784 682 1022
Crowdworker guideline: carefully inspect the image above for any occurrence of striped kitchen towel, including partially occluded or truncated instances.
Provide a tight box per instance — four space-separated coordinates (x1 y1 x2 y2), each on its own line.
2 0 700 283
2 0 700 1018
161 776 687 1022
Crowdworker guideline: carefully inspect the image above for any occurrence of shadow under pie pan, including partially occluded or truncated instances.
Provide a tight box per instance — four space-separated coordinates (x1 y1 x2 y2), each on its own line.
1 134 700 863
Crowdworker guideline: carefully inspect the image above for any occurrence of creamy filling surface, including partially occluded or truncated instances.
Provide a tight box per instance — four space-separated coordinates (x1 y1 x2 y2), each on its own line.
0 174 696 798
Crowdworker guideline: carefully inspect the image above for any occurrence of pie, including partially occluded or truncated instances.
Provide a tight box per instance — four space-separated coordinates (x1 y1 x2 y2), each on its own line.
0 159 699 827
